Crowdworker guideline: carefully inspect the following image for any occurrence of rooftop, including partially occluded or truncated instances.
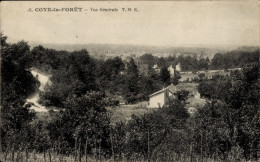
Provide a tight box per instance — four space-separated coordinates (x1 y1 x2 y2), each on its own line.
149 84 176 97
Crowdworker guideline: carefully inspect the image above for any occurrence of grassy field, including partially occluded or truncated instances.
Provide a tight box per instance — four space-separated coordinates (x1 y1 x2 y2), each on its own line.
106 101 155 124
1 151 245 162
1 151 103 162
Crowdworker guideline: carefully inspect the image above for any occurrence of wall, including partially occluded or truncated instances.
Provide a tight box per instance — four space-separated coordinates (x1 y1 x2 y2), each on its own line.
148 91 165 108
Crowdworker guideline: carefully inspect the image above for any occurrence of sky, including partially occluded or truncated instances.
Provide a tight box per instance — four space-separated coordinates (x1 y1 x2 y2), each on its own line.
1 1 259 47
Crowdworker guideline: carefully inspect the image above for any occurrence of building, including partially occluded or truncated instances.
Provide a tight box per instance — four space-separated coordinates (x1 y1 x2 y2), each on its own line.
168 65 175 78
148 84 176 108
152 64 161 74
176 63 181 72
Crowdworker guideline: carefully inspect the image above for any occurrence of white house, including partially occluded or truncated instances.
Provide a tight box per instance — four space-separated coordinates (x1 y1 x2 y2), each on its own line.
148 84 176 108
176 63 181 72
167 65 175 78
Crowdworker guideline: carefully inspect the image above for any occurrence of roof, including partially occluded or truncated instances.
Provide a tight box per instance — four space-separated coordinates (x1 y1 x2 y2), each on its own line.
168 84 176 93
149 84 176 97
149 87 167 97
153 64 159 69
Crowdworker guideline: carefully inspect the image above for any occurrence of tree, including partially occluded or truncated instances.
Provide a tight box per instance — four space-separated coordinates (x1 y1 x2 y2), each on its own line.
198 75 231 100
192 101 232 160
194 64 259 160
96 57 125 94
98 57 125 79
175 90 189 103
138 54 157 67
209 50 259 70
39 49 98 108
124 58 139 103
1 35 37 154
171 71 181 86
226 64 259 159
198 57 210 70
160 67 170 85
124 95 190 160
157 57 166 68
198 73 206 81
126 58 138 78
47 92 111 158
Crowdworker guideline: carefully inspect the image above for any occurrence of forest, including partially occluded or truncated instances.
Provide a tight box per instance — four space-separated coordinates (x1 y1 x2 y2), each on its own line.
1 34 259 161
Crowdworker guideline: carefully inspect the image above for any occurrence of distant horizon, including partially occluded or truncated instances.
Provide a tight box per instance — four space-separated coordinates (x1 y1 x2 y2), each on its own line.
5 37 259 50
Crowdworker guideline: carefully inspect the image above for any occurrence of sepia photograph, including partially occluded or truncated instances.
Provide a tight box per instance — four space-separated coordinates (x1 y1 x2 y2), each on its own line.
0 0 259 161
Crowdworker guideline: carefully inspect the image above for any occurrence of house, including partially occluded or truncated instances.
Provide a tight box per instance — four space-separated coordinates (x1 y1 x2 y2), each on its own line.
167 65 175 78
148 84 176 108
152 64 161 74
176 63 182 72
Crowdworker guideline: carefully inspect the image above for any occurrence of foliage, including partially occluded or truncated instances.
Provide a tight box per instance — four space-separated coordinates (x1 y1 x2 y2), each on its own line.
194 64 259 160
210 50 259 70
198 75 232 100
1 35 37 153
160 66 171 85
175 90 189 102
39 49 98 107
46 92 111 158
2 33 259 161
172 71 181 85
118 96 190 160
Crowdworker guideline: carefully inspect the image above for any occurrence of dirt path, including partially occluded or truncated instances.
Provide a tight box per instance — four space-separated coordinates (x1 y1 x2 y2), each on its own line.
26 70 51 112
